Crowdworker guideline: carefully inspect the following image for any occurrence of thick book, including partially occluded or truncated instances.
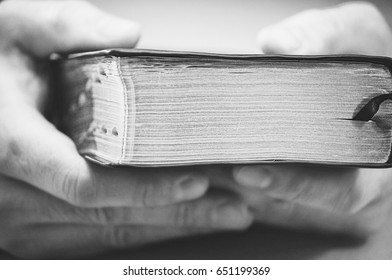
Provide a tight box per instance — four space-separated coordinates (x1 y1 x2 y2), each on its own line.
55 49 392 167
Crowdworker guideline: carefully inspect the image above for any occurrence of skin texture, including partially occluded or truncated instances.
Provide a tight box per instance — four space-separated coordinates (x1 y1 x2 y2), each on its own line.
0 1 252 259
231 1 392 237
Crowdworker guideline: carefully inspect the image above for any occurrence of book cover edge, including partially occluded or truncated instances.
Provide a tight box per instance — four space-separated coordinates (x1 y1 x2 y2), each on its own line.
55 49 392 167
58 48 392 67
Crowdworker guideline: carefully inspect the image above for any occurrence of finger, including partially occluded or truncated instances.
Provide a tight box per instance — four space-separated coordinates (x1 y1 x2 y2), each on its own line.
257 2 392 56
0 174 247 259
0 174 251 233
3 224 216 259
234 179 386 237
248 194 370 237
0 1 187 208
0 109 209 207
80 191 252 229
233 165 387 214
0 0 140 57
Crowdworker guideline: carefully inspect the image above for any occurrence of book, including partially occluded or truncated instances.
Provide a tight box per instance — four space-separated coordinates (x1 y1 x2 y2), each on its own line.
55 49 392 167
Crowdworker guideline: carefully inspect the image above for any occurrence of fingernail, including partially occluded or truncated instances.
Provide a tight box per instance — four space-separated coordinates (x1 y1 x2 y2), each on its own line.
98 17 141 46
233 166 272 189
176 175 209 200
258 28 302 54
213 200 252 229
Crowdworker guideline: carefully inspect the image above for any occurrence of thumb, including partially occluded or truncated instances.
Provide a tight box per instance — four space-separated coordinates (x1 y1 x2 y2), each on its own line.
257 2 392 56
0 1 140 57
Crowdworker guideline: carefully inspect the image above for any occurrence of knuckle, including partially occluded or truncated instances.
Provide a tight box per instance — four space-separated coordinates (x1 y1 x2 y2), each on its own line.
134 176 172 207
72 181 97 207
59 167 97 207
134 180 154 207
103 227 133 248
0 135 31 179
58 167 80 204
93 208 116 225
140 182 155 207
173 203 194 227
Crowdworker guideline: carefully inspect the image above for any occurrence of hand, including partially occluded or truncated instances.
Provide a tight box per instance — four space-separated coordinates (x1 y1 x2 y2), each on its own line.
0 173 251 259
0 1 252 258
257 1 392 57
232 2 392 237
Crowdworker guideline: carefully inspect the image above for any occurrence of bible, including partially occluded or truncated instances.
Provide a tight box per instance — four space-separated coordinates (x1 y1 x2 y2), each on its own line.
55 49 392 167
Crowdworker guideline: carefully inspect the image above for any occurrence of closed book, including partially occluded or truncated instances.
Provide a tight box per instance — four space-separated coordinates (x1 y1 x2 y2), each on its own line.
55 49 392 167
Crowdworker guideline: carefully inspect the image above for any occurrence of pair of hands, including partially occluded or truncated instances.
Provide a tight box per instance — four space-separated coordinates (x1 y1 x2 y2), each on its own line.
0 0 392 258
0 0 252 259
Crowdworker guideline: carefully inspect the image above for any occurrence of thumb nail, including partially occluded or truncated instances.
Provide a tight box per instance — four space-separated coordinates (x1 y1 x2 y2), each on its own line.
233 166 272 189
175 174 209 200
257 28 302 54
212 199 253 229
98 16 141 47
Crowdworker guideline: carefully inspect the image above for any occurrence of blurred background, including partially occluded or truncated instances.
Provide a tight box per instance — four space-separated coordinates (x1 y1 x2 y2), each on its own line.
76 0 392 53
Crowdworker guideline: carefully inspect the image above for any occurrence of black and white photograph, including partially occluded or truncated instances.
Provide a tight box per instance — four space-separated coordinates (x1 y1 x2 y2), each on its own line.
1 0 392 277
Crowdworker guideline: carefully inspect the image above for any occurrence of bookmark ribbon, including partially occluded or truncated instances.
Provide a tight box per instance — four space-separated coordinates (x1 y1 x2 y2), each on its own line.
353 93 392 122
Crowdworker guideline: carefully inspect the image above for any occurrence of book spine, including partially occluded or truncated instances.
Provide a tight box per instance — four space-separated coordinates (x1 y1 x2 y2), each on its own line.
59 56 128 164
